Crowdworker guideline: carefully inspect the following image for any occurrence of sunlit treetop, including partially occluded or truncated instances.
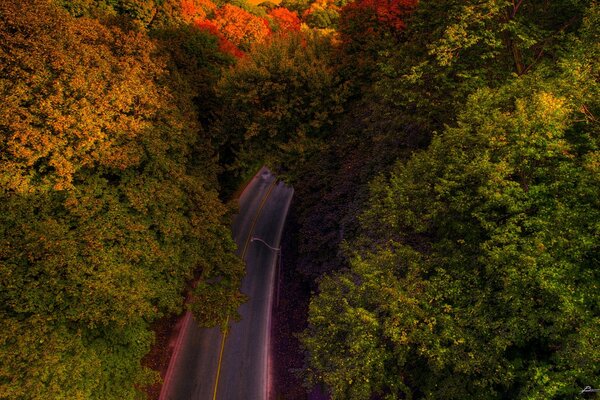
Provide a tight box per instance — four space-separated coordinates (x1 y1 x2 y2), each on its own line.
179 0 307 57
0 0 172 192
181 0 218 22
268 7 302 32
212 4 272 51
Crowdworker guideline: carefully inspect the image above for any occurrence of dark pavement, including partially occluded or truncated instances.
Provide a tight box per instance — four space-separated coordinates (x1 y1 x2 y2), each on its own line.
160 167 294 400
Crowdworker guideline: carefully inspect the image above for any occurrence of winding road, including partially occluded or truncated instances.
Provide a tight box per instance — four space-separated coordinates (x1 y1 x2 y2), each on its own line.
160 167 294 400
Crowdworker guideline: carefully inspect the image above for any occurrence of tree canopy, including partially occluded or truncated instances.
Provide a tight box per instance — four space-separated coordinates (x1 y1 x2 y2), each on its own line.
1 0 598 398
301 4 600 397
0 0 243 397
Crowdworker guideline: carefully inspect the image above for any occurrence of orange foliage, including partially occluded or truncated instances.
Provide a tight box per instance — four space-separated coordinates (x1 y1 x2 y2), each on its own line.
0 1 246 397
268 7 301 32
180 0 301 56
212 4 271 50
0 6 168 191
181 0 217 23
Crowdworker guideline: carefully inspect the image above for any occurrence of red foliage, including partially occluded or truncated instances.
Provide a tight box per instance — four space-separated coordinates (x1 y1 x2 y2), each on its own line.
340 0 417 37
268 7 301 33
194 19 219 35
194 19 245 58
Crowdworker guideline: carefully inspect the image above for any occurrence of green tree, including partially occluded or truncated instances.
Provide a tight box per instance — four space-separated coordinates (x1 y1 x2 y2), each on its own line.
58 0 189 29
214 31 349 175
302 5 600 396
305 8 339 29
374 0 591 134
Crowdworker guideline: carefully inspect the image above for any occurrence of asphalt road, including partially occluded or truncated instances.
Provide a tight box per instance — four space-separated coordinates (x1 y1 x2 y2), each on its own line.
160 167 294 400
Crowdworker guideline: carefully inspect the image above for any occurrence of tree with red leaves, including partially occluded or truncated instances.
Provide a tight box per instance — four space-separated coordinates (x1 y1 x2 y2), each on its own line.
268 7 302 33
339 0 417 40
195 19 246 58
337 0 417 78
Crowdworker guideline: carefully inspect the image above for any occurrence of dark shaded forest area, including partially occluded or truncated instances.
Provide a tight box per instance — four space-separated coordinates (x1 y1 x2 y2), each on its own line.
0 0 598 399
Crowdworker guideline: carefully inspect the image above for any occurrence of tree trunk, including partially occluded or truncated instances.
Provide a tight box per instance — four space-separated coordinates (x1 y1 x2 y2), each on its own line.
504 7 525 75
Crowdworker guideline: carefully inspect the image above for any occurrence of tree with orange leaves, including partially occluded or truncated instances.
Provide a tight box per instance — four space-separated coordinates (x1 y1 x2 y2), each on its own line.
268 7 301 32
0 1 244 398
181 0 217 23
213 4 272 51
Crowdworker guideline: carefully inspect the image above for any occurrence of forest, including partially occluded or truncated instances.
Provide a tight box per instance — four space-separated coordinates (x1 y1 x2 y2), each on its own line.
0 0 598 399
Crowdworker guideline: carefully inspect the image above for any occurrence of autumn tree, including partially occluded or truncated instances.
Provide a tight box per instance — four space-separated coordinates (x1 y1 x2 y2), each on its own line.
58 0 186 28
280 0 312 15
331 0 417 95
212 4 272 51
181 0 218 23
268 7 302 32
339 0 417 37
305 8 339 29
0 0 243 397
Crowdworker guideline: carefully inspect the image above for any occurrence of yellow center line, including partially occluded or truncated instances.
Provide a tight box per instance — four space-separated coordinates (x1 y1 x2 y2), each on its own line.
212 179 277 400
212 320 228 400
241 180 278 257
